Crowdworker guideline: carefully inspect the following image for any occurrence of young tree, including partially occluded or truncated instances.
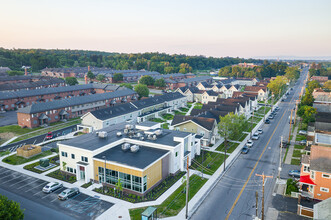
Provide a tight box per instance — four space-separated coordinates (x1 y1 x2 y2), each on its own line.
0 195 24 220
154 78 166 88
218 113 246 170
65 77 78 86
87 70 95 79
139 75 155 86
115 178 123 197
62 161 67 180
120 83 133 90
135 84 149 98
96 74 105 82
113 73 123 82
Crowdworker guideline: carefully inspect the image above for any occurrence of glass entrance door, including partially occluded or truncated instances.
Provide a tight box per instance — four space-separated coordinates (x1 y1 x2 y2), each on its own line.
79 166 85 180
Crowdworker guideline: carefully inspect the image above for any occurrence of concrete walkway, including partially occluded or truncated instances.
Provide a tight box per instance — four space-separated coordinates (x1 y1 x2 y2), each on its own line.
284 126 299 165
186 102 197 116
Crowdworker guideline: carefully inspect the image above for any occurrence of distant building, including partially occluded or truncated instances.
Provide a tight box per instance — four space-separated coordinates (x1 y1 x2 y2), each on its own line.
310 76 328 85
0 67 11 76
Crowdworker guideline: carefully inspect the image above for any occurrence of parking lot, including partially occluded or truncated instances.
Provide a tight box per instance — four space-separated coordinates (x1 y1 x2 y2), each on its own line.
0 166 113 219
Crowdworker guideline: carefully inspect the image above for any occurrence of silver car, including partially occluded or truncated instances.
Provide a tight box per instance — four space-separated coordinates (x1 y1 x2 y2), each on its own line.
257 129 263 134
58 188 79 200
246 140 254 147
252 133 259 140
43 182 63 193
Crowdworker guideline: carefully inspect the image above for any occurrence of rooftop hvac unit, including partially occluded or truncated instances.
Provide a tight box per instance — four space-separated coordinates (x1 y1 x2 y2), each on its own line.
140 136 145 141
155 129 163 136
116 132 122 137
152 134 157 140
124 129 129 134
125 124 134 130
98 131 108 138
122 143 130 151
130 145 139 153
136 132 142 137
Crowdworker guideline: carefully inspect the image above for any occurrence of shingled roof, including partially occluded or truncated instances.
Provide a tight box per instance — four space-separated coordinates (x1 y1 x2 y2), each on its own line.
171 115 216 131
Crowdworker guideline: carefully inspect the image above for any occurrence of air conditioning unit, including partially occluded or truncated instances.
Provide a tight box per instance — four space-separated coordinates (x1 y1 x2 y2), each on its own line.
124 129 128 134
155 129 163 136
116 132 122 137
126 124 134 130
122 143 130 151
98 131 108 138
130 145 139 153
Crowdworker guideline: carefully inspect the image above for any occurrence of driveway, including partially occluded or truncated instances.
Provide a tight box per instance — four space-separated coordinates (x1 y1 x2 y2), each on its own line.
280 164 301 180
0 166 113 220
0 111 18 126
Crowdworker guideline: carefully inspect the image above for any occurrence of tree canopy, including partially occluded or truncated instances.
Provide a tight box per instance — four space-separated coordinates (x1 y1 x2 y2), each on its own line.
284 67 300 82
135 84 149 98
113 73 123 82
0 48 259 73
218 113 246 141
87 71 95 79
307 80 321 93
96 74 105 82
65 77 78 86
120 83 133 90
267 76 288 97
154 78 166 88
0 195 24 220
139 75 155 86
309 62 331 77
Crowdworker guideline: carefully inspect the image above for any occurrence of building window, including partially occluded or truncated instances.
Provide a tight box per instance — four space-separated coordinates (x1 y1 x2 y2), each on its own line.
309 185 314 193
311 171 315 179
71 154 75 159
33 120 37 124
175 152 178 157
81 156 88 162
320 187 329 193
61 151 67 157
322 174 330 178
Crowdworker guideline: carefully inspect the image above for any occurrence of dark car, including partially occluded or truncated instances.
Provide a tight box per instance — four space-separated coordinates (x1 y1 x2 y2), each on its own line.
288 170 300 178
46 132 53 140
279 140 288 148
241 146 249 154
265 119 270 124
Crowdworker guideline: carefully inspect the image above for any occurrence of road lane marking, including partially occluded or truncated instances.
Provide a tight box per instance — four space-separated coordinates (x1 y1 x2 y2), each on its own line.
225 105 287 220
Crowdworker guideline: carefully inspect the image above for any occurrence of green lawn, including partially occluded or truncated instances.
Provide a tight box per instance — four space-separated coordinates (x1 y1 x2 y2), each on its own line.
129 175 207 219
162 123 169 129
23 155 59 173
11 119 81 143
190 150 227 174
256 106 271 115
2 150 53 165
283 147 290 163
179 107 189 112
216 142 239 153
296 134 306 142
149 118 165 123
299 122 308 131
0 125 41 135
291 158 301 165
294 144 305 150
292 150 305 158
174 110 186 115
162 114 174 120
0 150 11 157
193 105 202 109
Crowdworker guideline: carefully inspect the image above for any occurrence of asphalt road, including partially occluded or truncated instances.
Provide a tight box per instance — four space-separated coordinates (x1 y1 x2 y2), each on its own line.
0 124 77 152
191 68 308 220
0 166 113 220
0 110 18 126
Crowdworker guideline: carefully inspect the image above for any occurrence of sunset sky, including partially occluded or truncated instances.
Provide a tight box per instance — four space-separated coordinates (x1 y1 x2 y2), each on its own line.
1 0 331 58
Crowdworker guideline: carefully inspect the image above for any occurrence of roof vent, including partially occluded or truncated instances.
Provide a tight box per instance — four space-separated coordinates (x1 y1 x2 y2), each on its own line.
130 145 139 153
140 136 145 141
124 129 129 134
155 129 163 136
116 132 122 137
136 132 142 137
122 143 130 151
98 131 108 138
126 124 134 130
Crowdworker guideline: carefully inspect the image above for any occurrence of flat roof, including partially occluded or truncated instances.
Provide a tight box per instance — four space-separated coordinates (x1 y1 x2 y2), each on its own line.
60 123 190 151
94 144 169 170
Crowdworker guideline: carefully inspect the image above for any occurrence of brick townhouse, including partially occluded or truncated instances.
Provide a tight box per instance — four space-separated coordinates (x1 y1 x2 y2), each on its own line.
17 89 137 128
0 84 121 111
0 77 65 91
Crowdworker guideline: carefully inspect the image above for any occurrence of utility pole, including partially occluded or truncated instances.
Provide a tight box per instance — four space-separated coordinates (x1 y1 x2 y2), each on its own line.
255 191 258 218
224 139 227 171
185 156 190 219
256 173 273 220
288 109 293 143
263 98 266 122
294 100 299 126
278 136 283 179
250 111 254 139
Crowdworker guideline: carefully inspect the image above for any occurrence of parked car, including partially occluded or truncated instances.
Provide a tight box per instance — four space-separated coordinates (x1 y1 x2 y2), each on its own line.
257 129 263 134
58 188 79 200
268 115 274 119
241 146 250 154
279 140 288 148
246 140 254 147
252 133 259 140
46 132 53 140
43 182 63 193
288 170 301 178
299 140 307 145
299 130 307 135
265 119 270 124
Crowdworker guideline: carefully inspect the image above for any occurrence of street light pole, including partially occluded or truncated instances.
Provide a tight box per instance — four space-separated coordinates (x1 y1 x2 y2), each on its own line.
103 156 106 193
278 136 283 179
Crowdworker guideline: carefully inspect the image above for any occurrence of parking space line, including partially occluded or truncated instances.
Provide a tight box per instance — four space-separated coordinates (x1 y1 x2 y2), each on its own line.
1 175 24 184
26 182 47 192
51 197 59 203
0 170 13 178
17 178 39 189
33 191 43 196
10 177 33 187
42 193 52 199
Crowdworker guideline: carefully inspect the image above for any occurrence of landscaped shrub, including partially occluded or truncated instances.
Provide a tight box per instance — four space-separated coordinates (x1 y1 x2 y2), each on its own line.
286 178 298 195
46 169 77 183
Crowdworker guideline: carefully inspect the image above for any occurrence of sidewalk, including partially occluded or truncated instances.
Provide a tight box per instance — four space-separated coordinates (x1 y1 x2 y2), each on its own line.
186 102 196 116
284 126 299 165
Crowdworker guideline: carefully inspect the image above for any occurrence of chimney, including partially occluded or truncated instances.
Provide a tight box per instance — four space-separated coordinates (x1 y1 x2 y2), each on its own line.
85 74 88 84
88 66 90 71
25 67 27 76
